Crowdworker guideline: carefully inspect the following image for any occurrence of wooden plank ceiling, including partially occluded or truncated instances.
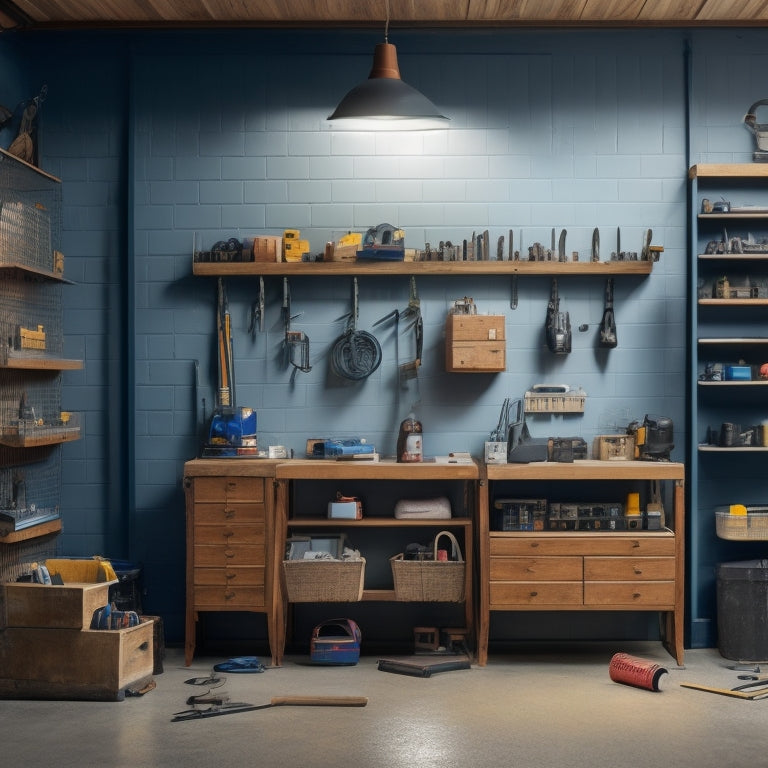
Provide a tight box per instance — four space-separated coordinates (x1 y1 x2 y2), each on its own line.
1 0 768 33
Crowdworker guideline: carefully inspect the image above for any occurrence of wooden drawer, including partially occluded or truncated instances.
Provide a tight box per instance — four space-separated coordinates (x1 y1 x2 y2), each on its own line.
193 566 264 587
193 523 265 545
490 556 582 581
584 581 675 607
193 543 265 568
490 534 675 557
446 341 506 372
577 537 675 557
446 314 506 341
193 585 265 609
584 557 675 581
490 581 583 606
194 501 265 524
491 537 578 556
193 476 264 503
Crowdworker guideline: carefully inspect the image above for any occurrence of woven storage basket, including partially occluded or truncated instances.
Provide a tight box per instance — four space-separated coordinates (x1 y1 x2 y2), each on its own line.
283 558 365 602
715 506 768 541
390 530 465 602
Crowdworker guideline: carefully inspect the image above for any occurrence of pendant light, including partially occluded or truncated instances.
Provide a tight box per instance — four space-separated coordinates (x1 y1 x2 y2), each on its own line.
327 2 448 130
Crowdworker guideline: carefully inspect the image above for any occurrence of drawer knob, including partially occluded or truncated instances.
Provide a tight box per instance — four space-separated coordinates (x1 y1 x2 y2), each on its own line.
226 572 236 581
530 542 539 548
224 590 236 600
633 592 641 599
631 540 640 548
225 509 236 519
223 530 234 539
529 591 538 597
633 567 643 575
224 549 235 559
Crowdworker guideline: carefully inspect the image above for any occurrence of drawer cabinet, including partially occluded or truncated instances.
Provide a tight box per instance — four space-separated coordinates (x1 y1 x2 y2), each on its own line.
183 461 280 666
478 461 685 666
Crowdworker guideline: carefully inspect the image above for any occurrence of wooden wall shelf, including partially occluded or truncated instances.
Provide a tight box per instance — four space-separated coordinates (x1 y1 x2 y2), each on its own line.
193 260 654 277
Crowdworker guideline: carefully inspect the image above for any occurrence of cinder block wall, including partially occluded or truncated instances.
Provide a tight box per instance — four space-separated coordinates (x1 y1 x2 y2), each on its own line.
5 26 760 646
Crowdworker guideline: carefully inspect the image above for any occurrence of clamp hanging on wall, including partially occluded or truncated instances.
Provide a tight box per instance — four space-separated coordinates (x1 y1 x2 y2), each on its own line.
399 276 423 382
282 277 311 382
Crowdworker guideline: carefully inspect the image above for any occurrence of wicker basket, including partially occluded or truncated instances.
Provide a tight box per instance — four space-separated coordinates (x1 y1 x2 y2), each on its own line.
390 531 465 602
282 558 365 602
715 506 768 541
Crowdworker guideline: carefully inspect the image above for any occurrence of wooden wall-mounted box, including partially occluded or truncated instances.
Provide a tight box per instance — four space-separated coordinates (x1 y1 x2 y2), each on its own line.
445 314 506 372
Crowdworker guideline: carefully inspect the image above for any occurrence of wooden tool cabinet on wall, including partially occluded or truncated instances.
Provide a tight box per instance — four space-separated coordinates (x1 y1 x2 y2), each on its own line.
688 163 768 647
0 148 82 562
477 460 685 666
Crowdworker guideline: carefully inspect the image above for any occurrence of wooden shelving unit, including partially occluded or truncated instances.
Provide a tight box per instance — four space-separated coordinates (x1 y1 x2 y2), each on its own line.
688 162 768 648
0 149 81 554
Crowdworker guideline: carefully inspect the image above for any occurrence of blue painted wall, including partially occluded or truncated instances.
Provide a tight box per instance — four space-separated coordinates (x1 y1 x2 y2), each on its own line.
0 26 761 649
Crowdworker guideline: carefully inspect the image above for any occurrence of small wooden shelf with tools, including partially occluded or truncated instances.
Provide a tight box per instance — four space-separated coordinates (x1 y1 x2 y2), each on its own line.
0 518 61 544
699 298 768 306
193 260 654 277
0 263 73 284
689 164 768 179
0 356 83 371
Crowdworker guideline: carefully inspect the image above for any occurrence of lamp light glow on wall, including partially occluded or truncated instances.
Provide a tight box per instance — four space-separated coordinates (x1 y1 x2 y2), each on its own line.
327 8 448 130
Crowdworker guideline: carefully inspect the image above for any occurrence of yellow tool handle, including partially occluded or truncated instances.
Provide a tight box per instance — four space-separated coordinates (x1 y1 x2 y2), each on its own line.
269 695 368 707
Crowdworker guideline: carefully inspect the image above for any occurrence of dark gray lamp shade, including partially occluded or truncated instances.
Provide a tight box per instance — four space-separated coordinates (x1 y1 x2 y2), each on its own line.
328 43 448 129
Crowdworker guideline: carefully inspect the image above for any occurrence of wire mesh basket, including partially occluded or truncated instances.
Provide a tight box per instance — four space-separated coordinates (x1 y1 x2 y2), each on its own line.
0 448 61 537
0 149 60 273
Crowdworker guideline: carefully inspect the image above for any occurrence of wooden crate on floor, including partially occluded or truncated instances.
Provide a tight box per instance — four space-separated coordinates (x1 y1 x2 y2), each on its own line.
0 620 154 701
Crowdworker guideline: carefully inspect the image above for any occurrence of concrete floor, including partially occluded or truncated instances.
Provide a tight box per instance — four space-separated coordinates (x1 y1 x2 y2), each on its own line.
2 641 767 768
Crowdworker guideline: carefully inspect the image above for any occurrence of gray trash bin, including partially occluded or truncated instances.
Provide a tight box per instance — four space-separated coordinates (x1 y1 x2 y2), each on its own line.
717 559 768 661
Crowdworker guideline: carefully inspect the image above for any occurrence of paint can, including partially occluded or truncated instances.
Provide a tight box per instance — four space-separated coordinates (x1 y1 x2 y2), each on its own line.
609 652 668 691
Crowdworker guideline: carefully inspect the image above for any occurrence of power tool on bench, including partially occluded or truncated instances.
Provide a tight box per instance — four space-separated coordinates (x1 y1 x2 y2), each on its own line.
627 414 674 461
